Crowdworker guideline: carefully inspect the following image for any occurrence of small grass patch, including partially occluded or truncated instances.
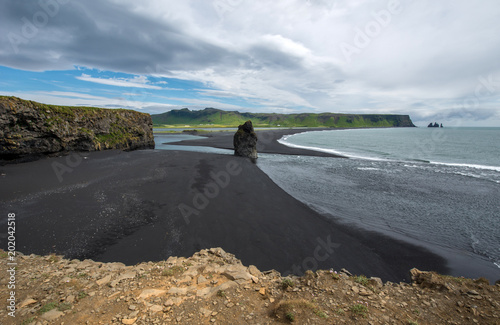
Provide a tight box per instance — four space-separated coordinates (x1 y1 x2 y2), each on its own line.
285 312 295 322
335 308 345 315
274 299 321 323
281 278 295 289
21 317 35 325
353 275 369 286
39 302 58 314
442 274 469 284
161 265 185 277
58 302 72 311
217 290 226 298
350 303 368 318
331 272 340 280
408 321 419 325
39 301 73 314
77 291 88 300
0 249 8 259
314 310 328 318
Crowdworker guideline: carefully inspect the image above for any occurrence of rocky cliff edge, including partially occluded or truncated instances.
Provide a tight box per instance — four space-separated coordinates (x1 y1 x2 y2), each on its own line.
0 96 155 163
1 248 498 325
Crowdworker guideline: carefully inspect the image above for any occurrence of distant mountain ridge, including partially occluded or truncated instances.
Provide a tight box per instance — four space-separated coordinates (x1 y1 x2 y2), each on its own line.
151 108 416 128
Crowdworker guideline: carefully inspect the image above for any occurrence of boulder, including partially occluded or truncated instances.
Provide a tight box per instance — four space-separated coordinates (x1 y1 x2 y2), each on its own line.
233 120 258 159
410 268 450 291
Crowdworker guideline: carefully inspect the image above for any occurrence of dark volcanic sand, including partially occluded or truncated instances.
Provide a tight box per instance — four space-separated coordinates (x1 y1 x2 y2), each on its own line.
168 128 346 157
0 142 448 282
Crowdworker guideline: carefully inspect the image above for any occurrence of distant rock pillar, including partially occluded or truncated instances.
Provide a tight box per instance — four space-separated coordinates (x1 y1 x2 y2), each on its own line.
233 120 258 159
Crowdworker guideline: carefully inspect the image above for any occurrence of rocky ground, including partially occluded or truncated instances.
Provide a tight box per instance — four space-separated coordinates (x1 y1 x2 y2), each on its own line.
1 248 499 325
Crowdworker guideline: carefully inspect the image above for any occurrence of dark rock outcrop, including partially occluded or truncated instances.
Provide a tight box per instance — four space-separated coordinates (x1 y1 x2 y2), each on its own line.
428 122 441 128
0 96 155 163
233 120 258 159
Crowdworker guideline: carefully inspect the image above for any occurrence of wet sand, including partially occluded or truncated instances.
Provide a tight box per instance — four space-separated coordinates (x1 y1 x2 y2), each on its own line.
0 141 449 282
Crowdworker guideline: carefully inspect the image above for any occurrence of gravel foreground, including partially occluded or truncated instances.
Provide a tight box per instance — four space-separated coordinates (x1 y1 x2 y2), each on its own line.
1 248 499 325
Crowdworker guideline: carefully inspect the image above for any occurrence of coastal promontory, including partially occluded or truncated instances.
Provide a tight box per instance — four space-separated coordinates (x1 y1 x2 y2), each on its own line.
0 96 155 162
151 107 416 128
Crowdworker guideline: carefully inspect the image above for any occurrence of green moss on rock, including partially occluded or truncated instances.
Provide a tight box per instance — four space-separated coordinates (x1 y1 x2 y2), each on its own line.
0 96 155 162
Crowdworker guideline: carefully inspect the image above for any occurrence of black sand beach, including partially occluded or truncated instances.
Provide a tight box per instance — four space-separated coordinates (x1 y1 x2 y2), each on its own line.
0 129 450 282
170 128 346 157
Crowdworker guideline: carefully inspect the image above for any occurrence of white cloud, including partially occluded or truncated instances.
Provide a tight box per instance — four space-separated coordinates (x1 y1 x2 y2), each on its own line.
76 74 163 90
0 90 175 111
0 0 499 124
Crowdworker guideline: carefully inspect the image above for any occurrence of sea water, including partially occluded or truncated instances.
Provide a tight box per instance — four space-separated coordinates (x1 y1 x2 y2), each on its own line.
257 128 500 274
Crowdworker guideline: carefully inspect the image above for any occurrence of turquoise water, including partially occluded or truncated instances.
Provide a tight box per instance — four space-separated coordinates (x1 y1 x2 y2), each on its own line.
258 127 500 279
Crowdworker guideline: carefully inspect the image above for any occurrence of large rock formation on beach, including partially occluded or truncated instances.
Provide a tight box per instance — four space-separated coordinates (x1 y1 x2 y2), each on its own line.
233 120 258 159
0 96 155 162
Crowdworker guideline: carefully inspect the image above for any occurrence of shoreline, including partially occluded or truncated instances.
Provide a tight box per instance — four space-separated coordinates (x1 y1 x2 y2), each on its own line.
166 128 347 158
166 127 500 283
1 128 497 283
0 146 450 283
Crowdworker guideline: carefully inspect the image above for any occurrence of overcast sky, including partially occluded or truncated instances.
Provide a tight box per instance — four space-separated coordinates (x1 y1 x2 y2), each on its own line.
1 0 499 126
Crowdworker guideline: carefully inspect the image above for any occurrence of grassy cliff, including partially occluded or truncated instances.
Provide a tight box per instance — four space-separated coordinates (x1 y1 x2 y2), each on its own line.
0 96 154 162
152 108 416 128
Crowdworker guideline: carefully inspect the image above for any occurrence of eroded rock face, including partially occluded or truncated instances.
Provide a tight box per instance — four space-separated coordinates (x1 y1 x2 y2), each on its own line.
233 120 258 159
0 96 155 162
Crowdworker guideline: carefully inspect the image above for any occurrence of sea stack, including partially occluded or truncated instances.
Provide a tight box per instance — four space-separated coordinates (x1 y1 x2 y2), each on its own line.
233 120 258 159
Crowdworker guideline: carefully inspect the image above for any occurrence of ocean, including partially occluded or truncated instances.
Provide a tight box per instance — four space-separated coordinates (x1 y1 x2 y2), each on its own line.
257 127 500 278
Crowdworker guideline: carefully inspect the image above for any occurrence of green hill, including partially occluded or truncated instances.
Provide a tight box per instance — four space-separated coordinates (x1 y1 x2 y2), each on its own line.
151 108 416 128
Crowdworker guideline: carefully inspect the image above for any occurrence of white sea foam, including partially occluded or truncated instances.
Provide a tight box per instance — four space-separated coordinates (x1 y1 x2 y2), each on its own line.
357 167 382 171
278 136 389 162
429 161 500 172
280 130 500 177
258 142 500 279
